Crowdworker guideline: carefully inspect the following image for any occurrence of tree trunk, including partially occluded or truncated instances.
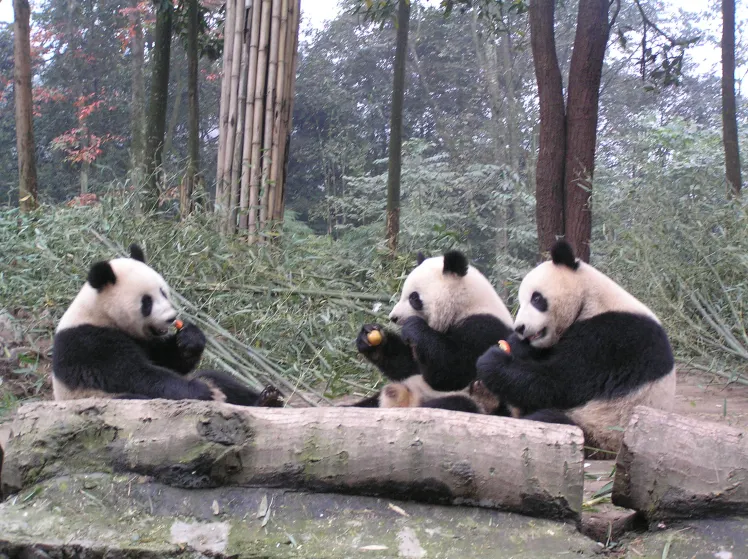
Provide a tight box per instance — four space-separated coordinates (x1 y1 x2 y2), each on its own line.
528 0 565 259
562 0 610 263
215 0 236 220
1 399 585 521
386 0 410 255
129 0 146 189
13 0 38 212
143 0 173 212
722 0 742 198
163 70 185 163
182 0 200 217
80 126 90 194
613 406 748 521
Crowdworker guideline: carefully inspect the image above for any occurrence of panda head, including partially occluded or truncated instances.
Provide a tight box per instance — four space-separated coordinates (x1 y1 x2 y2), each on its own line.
58 244 177 339
389 250 510 332
513 240 582 349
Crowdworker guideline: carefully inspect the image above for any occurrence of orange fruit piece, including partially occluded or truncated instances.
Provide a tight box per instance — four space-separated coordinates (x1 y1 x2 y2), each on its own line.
498 339 511 354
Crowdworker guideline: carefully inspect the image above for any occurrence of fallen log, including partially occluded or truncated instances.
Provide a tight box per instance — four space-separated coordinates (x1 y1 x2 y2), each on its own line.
613 406 748 521
1 399 585 520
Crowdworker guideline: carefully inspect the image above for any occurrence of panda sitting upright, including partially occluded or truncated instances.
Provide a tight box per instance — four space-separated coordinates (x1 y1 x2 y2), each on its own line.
476 240 676 452
52 244 282 406
354 250 513 412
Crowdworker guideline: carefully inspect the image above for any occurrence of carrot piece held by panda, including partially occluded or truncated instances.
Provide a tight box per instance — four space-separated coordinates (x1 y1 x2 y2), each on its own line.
174 319 184 331
498 339 511 354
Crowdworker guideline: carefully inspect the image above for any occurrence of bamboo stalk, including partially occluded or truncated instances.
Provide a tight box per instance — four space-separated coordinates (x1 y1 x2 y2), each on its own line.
248 0 272 243
259 0 282 236
215 0 236 222
239 0 263 231
267 0 289 226
220 0 247 228
228 6 251 234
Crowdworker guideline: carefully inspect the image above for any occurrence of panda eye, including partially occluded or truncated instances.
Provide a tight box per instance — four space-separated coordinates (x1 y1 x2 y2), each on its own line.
530 291 548 312
141 294 153 317
409 291 423 311
160 288 167 299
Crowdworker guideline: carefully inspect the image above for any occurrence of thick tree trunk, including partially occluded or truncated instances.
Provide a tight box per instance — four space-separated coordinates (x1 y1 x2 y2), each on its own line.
13 0 38 212
129 0 146 188
613 406 748 521
722 0 742 198
1 400 585 520
528 0 565 259
143 0 173 211
563 0 609 263
182 0 200 217
386 0 410 255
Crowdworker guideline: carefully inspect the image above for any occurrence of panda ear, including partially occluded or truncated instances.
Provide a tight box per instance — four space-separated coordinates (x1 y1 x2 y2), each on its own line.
443 251 469 277
550 240 579 270
416 251 426 266
88 261 117 291
129 244 146 263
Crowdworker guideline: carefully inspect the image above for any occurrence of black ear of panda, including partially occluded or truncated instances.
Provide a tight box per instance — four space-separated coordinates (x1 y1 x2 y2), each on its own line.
88 261 117 291
443 250 469 277
416 251 426 266
550 240 579 270
129 244 146 263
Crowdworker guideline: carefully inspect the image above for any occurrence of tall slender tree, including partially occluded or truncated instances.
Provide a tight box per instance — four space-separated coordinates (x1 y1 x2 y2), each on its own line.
182 0 200 216
13 0 38 211
722 0 741 198
386 0 410 254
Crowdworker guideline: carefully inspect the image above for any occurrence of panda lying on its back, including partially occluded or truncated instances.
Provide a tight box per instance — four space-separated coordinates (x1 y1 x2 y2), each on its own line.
353 250 513 412
52 244 282 407
477 240 676 452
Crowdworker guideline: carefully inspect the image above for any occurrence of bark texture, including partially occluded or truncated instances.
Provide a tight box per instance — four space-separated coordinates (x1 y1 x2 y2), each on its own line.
613 406 748 521
182 0 200 217
1 399 585 520
722 0 742 197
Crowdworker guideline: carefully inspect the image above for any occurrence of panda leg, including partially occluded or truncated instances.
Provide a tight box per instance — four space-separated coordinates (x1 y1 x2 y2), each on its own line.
421 395 482 414
192 370 284 407
348 392 382 407
522 409 576 425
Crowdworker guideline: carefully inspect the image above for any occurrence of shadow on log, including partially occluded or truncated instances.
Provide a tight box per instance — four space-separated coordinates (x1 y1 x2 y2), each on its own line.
613 406 748 521
1 399 585 520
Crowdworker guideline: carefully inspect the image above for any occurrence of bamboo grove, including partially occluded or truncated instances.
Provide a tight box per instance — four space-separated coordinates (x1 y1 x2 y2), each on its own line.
215 0 301 242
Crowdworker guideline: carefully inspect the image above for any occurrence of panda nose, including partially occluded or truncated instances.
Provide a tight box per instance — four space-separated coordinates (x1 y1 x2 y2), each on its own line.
515 324 525 335
390 315 399 324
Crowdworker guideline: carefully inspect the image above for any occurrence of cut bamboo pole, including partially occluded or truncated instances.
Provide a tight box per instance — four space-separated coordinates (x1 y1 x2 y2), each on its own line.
239 0 262 231
267 0 288 225
215 0 236 222
248 0 272 243
228 6 250 234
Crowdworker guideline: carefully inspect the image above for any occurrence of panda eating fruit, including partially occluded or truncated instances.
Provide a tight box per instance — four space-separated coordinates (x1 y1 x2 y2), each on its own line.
52 244 282 407
476 240 676 452
353 250 513 412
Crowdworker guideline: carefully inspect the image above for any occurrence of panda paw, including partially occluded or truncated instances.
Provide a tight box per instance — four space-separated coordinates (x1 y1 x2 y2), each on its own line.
356 324 386 355
257 385 284 407
475 346 513 394
187 378 218 401
400 316 428 345
176 323 207 360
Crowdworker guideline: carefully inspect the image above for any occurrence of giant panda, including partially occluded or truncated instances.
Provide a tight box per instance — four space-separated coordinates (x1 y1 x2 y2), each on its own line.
476 240 676 453
353 250 513 412
52 244 282 406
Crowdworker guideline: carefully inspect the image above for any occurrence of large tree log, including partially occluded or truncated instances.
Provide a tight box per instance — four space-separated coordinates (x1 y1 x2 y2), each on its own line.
613 406 748 520
1 399 585 520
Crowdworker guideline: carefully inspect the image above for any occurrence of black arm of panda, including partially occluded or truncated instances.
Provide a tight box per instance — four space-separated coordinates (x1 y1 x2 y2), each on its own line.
53 326 216 401
475 312 675 412
356 324 418 381
402 314 513 391
143 322 206 375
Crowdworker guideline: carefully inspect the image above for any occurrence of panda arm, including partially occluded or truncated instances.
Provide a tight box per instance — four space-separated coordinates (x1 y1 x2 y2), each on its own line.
476 312 675 412
403 314 512 391
356 324 417 381
53 326 215 401
144 323 206 375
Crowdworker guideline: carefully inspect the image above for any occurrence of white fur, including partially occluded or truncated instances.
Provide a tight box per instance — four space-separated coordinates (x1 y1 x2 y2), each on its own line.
378 374 498 414
57 257 176 340
389 256 512 332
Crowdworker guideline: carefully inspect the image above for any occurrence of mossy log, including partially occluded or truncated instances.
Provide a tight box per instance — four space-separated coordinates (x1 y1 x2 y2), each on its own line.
1 399 585 520
613 406 748 520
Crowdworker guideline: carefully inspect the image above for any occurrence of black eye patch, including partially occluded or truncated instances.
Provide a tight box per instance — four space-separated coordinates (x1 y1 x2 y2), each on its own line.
530 291 548 312
409 291 423 311
141 294 153 317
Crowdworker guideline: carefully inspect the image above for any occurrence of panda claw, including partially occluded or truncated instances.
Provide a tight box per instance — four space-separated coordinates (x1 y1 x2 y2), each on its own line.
258 385 284 407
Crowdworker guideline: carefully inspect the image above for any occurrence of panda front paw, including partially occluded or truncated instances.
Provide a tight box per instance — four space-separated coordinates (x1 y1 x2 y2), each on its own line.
176 323 207 361
257 385 284 407
356 324 387 355
400 316 428 345
186 378 215 401
476 346 513 395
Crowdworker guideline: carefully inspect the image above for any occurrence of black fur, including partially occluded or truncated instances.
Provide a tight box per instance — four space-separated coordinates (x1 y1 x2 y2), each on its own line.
87 261 117 291
53 322 278 406
443 251 469 277
416 251 426 265
129 244 146 263
522 409 575 425
420 394 482 414
476 311 674 414
355 314 513 393
550 240 578 270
